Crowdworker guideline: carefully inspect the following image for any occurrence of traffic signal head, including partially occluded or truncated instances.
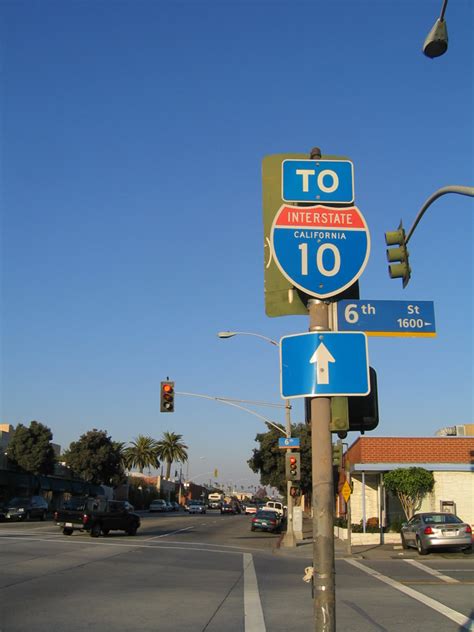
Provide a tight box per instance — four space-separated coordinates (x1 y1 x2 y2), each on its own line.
285 452 301 481
160 381 175 412
332 441 343 467
385 222 411 288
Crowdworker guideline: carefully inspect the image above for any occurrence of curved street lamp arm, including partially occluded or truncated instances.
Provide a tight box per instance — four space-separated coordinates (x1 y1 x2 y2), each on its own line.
176 391 288 436
406 185 474 244
218 331 279 346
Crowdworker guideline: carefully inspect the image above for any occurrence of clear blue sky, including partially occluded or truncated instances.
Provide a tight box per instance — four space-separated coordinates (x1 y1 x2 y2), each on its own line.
1 1 472 488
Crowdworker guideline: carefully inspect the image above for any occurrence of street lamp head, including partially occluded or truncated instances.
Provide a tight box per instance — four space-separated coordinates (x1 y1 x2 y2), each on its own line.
423 19 448 58
217 331 236 339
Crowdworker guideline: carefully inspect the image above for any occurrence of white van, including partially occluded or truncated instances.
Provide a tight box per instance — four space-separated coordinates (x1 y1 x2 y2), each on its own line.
263 501 285 517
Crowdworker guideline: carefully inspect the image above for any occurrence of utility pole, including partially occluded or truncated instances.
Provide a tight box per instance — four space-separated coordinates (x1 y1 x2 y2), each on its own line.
345 456 352 556
309 297 335 632
282 398 296 547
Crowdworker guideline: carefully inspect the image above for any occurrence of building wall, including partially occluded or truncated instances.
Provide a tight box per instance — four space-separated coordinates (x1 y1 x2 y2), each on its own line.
419 471 474 524
349 474 379 524
347 436 474 464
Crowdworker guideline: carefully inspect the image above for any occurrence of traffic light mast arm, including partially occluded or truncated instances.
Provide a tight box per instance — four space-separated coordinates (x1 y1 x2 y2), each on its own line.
405 185 474 244
175 391 288 436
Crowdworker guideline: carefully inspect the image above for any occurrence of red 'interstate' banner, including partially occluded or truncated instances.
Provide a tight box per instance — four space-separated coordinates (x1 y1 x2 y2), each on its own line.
274 205 365 229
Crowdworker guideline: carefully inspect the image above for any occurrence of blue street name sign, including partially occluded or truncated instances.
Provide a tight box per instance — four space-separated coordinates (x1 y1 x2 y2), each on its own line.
282 159 354 204
334 300 436 337
278 437 300 449
271 205 370 299
280 331 370 398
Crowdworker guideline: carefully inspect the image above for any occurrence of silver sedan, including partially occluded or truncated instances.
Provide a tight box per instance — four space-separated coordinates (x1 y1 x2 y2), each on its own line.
401 512 472 555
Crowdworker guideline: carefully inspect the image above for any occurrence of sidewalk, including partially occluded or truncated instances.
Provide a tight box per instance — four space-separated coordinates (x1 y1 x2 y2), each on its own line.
274 516 410 561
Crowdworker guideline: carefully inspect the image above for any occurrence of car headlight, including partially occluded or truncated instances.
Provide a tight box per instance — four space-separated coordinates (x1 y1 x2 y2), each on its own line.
18 508 25 512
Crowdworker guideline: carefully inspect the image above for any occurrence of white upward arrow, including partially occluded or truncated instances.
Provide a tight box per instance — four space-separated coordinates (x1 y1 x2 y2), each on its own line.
310 342 336 385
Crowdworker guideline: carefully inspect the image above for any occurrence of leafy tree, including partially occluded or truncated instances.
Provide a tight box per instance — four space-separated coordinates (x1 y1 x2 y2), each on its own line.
7 421 56 475
124 435 160 474
247 423 311 496
384 467 435 520
64 429 125 486
156 431 188 479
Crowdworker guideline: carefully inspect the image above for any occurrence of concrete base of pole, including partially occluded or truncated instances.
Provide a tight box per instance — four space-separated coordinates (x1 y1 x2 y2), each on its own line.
281 531 297 547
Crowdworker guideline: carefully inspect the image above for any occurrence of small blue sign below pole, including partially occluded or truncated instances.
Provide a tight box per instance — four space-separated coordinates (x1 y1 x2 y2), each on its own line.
278 437 300 449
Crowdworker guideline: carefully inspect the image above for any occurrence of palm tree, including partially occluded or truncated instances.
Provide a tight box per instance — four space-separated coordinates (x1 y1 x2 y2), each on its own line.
124 435 160 473
156 431 188 480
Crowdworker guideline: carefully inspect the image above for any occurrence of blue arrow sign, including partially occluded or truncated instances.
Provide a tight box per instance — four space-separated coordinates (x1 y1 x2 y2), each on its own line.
282 159 354 203
334 300 436 337
280 332 369 398
278 437 300 449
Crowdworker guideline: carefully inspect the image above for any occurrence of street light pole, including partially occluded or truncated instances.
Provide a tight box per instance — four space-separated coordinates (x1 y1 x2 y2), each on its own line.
217 330 297 547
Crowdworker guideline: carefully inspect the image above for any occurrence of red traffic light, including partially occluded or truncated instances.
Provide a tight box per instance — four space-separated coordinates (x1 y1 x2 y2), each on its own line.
160 381 175 412
289 456 297 465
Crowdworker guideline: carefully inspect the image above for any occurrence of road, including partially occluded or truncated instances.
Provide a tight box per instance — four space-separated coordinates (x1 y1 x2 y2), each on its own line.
1 510 473 631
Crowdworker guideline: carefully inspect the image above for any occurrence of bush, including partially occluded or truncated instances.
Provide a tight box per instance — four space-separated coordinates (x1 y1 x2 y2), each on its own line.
334 517 347 528
388 517 405 533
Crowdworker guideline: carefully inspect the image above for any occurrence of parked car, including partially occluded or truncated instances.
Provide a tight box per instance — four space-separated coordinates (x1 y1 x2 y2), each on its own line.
263 501 286 518
401 512 472 555
171 502 181 511
250 510 281 533
188 501 206 514
1 496 48 521
244 503 263 515
165 501 173 512
149 499 167 513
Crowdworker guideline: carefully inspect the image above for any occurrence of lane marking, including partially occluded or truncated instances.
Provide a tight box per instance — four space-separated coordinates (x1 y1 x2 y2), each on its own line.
243 553 266 632
346 559 474 631
0 534 255 555
404 559 459 583
144 526 194 541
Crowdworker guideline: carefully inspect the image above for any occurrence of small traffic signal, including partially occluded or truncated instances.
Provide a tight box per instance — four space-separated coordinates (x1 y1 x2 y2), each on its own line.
160 381 175 412
385 222 411 287
289 484 301 498
332 441 343 467
347 367 379 433
285 452 301 481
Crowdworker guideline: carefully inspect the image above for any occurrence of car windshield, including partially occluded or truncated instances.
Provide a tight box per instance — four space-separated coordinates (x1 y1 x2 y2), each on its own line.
63 497 88 510
423 514 462 525
8 498 29 507
256 511 277 519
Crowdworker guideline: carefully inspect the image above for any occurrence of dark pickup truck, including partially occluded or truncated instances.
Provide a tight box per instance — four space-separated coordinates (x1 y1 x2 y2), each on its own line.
54 497 140 537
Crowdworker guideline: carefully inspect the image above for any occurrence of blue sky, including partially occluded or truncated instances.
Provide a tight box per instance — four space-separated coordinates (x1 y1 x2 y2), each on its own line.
1 0 472 488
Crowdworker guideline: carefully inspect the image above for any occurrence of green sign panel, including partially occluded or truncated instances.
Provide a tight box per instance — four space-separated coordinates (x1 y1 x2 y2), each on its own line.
262 152 350 317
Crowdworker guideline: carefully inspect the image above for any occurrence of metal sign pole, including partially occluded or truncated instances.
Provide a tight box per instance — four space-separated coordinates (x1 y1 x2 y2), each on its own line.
308 298 335 632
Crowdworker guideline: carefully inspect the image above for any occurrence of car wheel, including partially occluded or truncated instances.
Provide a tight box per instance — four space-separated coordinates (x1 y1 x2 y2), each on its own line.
127 525 138 536
102 528 110 536
462 545 472 555
25 511 31 521
250 527 255 532
63 528 73 536
401 533 409 550
416 537 428 555
40 511 46 521
90 523 101 538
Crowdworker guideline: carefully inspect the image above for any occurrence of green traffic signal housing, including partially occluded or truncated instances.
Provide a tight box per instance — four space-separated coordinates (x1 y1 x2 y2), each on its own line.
332 441 343 467
285 452 301 481
160 381 175 413
385 222 411 288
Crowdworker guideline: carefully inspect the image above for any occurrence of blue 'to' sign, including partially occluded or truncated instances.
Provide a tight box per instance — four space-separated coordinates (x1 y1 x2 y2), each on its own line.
271 204 370 299
282 159 354 204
